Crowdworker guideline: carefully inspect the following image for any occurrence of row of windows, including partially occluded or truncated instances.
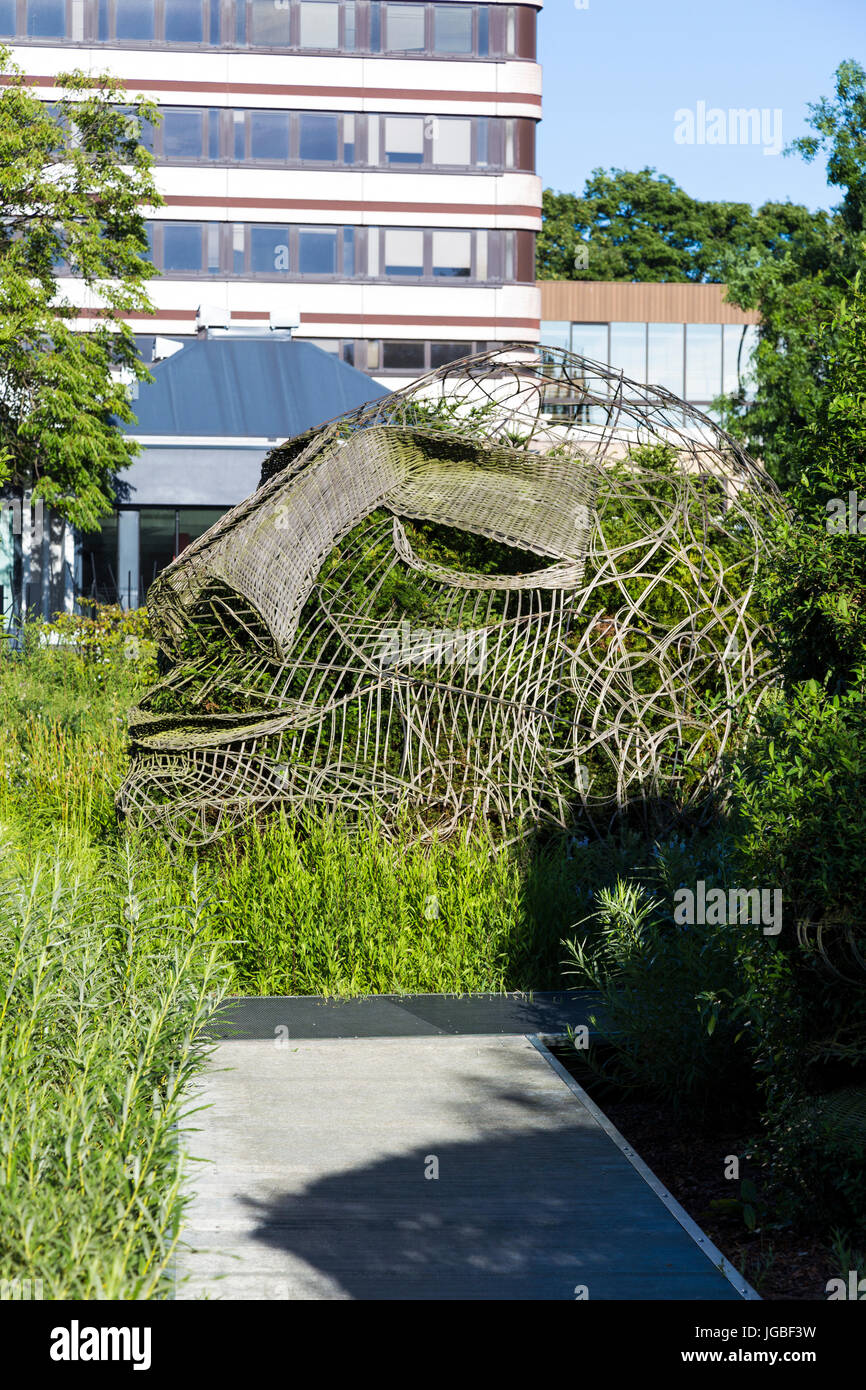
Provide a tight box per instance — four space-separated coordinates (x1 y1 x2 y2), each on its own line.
135 334 494 373
127 221 534 282
6 0 535 58
305 336 494 370
542 321 759 404
119 106 535 173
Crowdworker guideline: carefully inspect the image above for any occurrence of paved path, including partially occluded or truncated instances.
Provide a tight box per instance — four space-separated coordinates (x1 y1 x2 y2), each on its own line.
177 1024 754 1301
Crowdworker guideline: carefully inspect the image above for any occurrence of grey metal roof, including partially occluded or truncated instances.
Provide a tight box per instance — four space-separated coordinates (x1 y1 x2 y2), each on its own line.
125 336 390 439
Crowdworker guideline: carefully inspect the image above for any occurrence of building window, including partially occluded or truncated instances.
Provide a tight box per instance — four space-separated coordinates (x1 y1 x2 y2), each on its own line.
722 323 758 397
298 226 338 275
433 3 472 52
384 2 425 49
382 340 426 371
384 228 423 276
298 112 339 162
249 0 291 44
384 116 424 165
26 0 66 37
251 110 291 160
609 322 646 384
165 0 204 43
430 341 468 367
250 225 291 273
163 223 204 272
432 229 471 277
685 324 722 401
299 0 340 48
647 323 684 397
0 0 15 34
431 117 471 165
116 0 154 40
162 109 205 159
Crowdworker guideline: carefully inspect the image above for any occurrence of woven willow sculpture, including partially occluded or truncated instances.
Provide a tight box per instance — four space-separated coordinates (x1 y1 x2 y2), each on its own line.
119 344 784 847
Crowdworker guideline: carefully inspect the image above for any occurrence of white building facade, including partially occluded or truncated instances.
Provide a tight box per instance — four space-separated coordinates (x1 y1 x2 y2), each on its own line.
8 0 543 389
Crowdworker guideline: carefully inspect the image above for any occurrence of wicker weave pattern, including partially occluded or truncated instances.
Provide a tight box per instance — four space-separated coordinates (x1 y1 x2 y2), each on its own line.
118 344 785 847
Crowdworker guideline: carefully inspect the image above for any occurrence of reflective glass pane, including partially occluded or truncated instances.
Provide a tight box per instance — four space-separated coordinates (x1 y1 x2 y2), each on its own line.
571 323 608 363
476 116 489 166
541 321 571 353
384 116 423 164
0 0 16 31
163 223 203 271
344 0 355 47
162 109 204 159
116 0 154 40
251 226 291 273
430 341 469 368
27 0 66 37
477 5 488 54
140 509 179 596
382 340 425 370
722 323 758 396
432 229 471 277
385 228 423 275
165 0 204 42
609 322 646 383
685 324 722 401
431 118 471 165
233 112 245 161
298 227 337 274
250 111 291 159
299 113 339 161
300 0 339 48
433 4 472 52
342 226 354 275
385 3 424 50
647 323 684 395
342 114 355 162
250 0 291 44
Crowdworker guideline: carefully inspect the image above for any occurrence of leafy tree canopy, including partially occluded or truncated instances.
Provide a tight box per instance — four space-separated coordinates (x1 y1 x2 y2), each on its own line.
720 59 866 486
0 48 162 529
536 169 826 284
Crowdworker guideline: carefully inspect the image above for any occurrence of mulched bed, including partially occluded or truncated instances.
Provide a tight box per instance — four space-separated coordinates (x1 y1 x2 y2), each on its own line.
547 1044 836 1300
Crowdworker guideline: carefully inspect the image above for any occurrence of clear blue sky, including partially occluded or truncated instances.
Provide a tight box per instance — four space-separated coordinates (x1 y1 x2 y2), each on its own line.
538 0 863 210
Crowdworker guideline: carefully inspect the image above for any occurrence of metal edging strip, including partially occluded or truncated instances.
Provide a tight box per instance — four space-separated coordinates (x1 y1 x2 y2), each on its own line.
527 1033 761 1302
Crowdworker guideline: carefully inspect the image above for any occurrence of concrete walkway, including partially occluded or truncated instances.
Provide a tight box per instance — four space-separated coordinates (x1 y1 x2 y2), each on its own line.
176 1027 754 1301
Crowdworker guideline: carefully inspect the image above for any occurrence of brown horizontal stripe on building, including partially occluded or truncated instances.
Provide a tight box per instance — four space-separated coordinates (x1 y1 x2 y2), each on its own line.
72 307 540 329
157 196 540 216
7 74 541 107
299 313 539 327
538 280 760 325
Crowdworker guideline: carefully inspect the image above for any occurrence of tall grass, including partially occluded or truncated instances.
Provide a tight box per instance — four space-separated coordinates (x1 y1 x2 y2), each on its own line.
0 841 227 1298
0 614 674 1297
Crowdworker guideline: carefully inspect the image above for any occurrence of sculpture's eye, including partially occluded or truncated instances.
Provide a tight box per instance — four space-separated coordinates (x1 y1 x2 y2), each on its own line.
119 346 783 848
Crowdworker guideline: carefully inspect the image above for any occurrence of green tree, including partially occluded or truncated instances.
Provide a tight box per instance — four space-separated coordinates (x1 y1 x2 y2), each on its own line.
536 168 822 285
721 60 866 487
0 49 162 529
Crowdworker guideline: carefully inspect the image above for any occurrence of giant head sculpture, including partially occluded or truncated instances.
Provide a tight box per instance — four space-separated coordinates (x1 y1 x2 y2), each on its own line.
118 345 784 847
